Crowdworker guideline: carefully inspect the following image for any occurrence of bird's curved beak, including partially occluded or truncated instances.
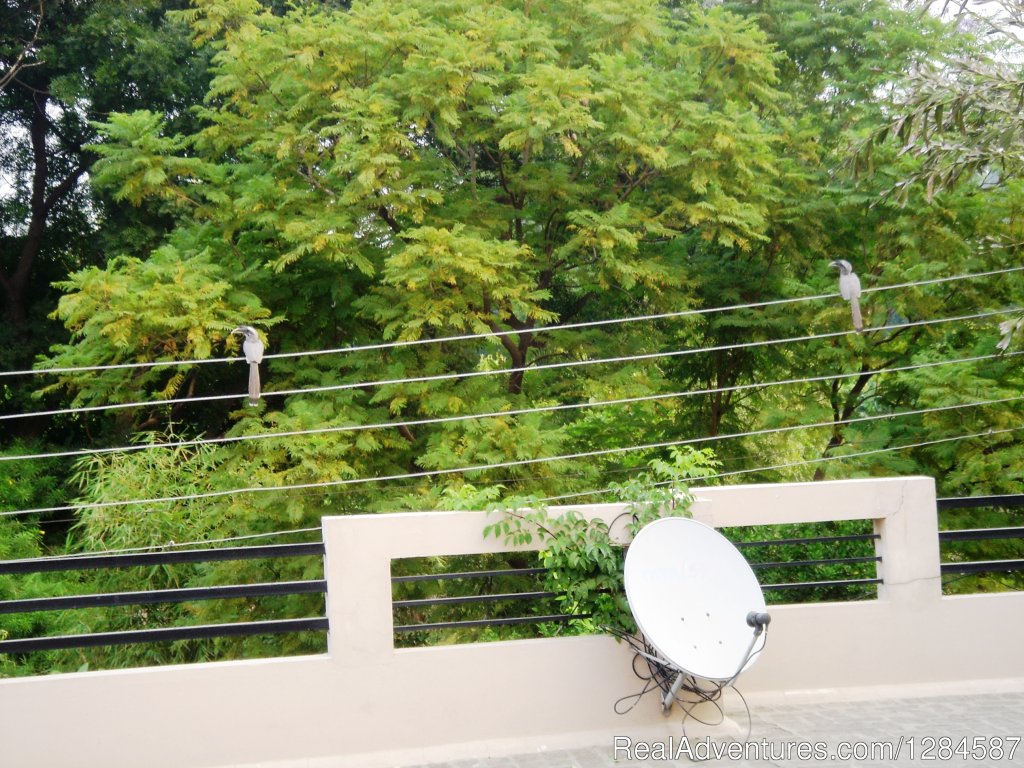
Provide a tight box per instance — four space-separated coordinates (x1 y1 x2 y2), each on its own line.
230 327 244 335
828 260 840 269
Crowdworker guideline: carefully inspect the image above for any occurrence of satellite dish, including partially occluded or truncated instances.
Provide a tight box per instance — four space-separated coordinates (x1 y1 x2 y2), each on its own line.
624 517 768 688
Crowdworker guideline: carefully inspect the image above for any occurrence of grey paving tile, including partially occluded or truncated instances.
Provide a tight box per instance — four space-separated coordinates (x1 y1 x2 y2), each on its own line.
425 690 1024 767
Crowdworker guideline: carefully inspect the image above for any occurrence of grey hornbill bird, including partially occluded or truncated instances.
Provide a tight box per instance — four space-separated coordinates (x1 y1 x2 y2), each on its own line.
830 259 863 332
232 326 265 406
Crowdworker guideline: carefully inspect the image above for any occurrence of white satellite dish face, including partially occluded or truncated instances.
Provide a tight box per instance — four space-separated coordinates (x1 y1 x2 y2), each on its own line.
624 517 766 682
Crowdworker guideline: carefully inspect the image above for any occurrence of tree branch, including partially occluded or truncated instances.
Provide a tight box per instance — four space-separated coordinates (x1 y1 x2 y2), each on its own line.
0 0 43 92
43 160 90 216
376 204 401 234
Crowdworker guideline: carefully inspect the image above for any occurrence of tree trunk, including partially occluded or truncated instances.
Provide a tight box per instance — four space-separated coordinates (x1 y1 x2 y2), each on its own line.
812 433 845 481
2 95 49 326
483 290 534 395
812 367 874 480
504 333 530 395
2 91 90 326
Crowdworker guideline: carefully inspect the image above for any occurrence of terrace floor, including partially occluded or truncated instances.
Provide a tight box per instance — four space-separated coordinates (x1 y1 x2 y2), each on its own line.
418 688 1024 767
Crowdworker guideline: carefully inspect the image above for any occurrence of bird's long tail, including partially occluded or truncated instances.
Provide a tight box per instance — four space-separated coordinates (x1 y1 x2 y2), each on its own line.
850 298 863 332
248 362 261 407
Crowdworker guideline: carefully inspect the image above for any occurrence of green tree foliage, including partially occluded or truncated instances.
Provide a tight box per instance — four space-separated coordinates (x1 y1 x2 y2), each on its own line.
0 0 213 500
2 0 1023 672
855 1 1024 202
0 445 76 675
42 243 274 409
483 447 718 633
697 0 1024 486
0 0 209 328
42 0 789 516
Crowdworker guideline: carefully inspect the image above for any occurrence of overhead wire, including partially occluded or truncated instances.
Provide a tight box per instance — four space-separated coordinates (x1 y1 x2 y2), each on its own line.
3 274 1021 542
2 423 1015 564
2 394 1020 519
3 349 1021 463
48 527 324 561
537 425 1024 504
1 307 1016 422
3 265 1022 380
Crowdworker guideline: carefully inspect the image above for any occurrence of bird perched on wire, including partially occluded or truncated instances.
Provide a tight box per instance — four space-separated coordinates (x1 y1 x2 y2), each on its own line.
997 315 1024 352
830 259 863 332
232 326 265 406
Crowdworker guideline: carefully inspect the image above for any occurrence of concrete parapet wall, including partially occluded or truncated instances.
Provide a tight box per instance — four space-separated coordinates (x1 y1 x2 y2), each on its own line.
1 476 1022 767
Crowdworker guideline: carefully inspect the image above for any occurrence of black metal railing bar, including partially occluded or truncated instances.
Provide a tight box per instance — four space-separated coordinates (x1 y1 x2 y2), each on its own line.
0 542 325 575
393 614 588 633
0 580 327 615
391 566 549 583
937 494 1024 510
0 617 330 654
732 533 880 548
761 577 883 591
940 559 1024 575
393 590 558 609
393 556 877 585
749 555 880 570
939 527 1024 542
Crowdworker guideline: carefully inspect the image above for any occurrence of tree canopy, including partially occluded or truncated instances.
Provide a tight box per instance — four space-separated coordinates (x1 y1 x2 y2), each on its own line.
2 0 1022 672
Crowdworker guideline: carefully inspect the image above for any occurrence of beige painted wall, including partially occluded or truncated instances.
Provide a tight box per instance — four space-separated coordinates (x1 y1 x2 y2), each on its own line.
1 476 1022 768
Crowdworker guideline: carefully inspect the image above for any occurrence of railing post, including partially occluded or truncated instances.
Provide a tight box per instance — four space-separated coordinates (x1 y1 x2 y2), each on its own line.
322 515 395 665
873 476 942 603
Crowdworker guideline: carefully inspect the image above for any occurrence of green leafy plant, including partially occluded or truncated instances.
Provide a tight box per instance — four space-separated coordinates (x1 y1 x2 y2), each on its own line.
483 447 719 633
